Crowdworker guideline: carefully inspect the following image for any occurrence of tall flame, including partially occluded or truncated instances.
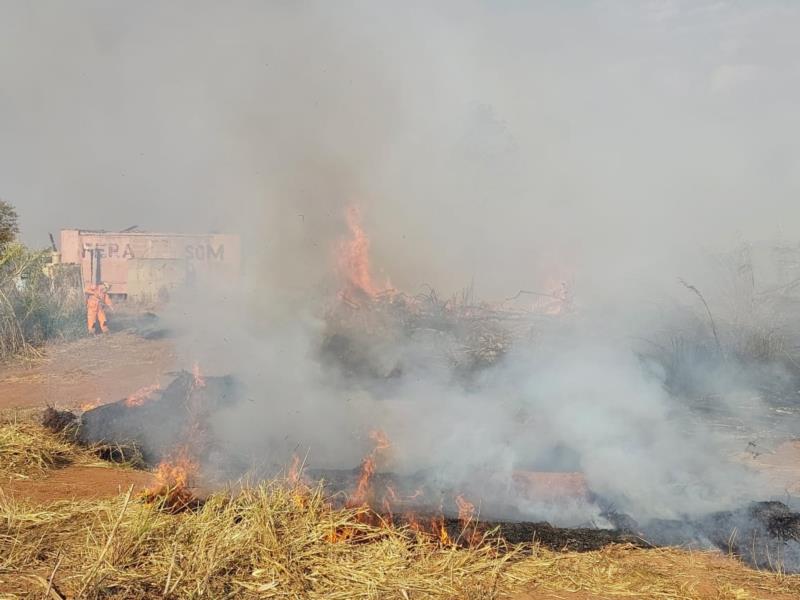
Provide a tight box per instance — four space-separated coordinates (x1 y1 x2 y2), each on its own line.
455 494 475 526
431 515 450 545
348 429 390 508
288 454 302 486
338 206 380 297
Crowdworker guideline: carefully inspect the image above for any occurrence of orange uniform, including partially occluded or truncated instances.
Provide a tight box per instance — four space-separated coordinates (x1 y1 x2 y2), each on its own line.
86 284 113 333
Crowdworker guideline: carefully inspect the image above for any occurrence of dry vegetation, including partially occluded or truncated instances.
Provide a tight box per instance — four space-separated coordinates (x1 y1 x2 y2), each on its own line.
0 416 105 481
1 421 799 599
0 243 84 361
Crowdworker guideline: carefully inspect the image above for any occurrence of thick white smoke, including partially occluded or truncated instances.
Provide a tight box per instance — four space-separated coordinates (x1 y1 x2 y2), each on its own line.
3 1 799 523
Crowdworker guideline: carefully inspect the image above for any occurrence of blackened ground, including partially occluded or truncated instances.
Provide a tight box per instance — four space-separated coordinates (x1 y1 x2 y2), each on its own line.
313 467 800 570
642 501 800 571
436 518 647 551
77 371 241 464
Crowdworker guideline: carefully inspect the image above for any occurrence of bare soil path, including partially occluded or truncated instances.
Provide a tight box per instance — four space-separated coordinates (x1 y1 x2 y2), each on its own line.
0 331 176 410
1 465 154 504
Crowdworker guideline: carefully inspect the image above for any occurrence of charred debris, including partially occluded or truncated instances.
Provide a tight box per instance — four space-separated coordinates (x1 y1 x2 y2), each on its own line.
40 367 800 571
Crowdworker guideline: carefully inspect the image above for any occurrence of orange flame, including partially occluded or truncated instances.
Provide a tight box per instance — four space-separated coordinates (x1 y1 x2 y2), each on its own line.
124 383 161 407
350 455 377 508
455 494 475 526
287 455 311 509
431 515 450 545
382 485 399 523
338 206 381 297
327 526 356 544
385 485 400 504
369 428 390 451
142 446 199 512
405 512 422 533
455 494 481 546
347 429 390 508
288 454 302 486
79 398 102 412
153 450 197 490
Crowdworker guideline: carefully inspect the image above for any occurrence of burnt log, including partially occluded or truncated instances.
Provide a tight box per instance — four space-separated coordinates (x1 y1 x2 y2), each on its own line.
77 371 241 465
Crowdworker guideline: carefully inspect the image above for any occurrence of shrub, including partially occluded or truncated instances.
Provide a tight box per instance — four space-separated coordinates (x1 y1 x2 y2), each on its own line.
0 243 84 360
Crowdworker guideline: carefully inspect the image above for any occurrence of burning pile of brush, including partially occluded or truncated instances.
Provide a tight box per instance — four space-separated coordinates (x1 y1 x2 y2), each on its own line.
137 364 209 511
323 206 570 379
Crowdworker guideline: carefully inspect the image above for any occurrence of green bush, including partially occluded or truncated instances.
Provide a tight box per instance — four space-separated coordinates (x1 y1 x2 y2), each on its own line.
0 243 84 360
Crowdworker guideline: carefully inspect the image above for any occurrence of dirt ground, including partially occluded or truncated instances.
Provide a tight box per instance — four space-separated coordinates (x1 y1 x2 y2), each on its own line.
1 465 154 503
747 439 800 496
1 332 799 599
0 331 176 410
0 332 169 504
3 331 798 498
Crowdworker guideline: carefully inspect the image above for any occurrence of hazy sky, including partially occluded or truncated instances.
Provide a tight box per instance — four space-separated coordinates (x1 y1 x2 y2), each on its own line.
8 1 796 522
1 0 799 295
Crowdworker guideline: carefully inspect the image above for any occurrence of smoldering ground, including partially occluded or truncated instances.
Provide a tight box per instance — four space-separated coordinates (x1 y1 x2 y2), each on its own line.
3 0 800 554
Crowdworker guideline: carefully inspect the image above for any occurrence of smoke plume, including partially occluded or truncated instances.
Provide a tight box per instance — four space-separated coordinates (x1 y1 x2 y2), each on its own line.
3 1 800 529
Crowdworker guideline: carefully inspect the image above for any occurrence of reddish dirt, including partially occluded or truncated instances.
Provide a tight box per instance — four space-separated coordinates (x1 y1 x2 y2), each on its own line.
740 439 800 496
0 331 176 410
1 466 155 504
507 550 800 600
512 470 589 501
757 439 800 494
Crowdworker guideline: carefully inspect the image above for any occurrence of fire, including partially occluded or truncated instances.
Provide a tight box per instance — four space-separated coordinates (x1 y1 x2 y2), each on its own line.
369 428 390 451
142 446 199 512
326 526 356 544
455 494 475 526
154 449 196 490
192 362 206 388
405 512 422 533
431 515 450 545
338 206 383 297
347 429 390 508
288 454 302 486
455 494 482 546
287 454 311 509
140 361 209 513
79 398 101 412
124 383 160 407
382 485 400 523
350 455 377 508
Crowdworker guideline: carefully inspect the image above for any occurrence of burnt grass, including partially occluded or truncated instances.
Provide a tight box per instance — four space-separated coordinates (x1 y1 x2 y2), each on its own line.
439 518 646 551
41 370 800 571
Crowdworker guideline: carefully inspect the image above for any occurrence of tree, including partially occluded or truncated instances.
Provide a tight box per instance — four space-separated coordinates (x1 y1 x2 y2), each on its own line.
0 200 19 245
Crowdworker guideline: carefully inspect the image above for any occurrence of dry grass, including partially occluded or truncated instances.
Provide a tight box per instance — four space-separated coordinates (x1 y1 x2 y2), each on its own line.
1 421 798 599
0 418 105 481
507 544 800 599
0 483 797 599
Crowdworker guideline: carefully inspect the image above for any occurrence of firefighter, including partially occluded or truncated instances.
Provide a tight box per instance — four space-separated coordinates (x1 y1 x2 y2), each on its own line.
86 282 114 334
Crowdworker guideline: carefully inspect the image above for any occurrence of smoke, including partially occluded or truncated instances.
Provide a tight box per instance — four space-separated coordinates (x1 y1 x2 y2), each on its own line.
3 1 800 526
